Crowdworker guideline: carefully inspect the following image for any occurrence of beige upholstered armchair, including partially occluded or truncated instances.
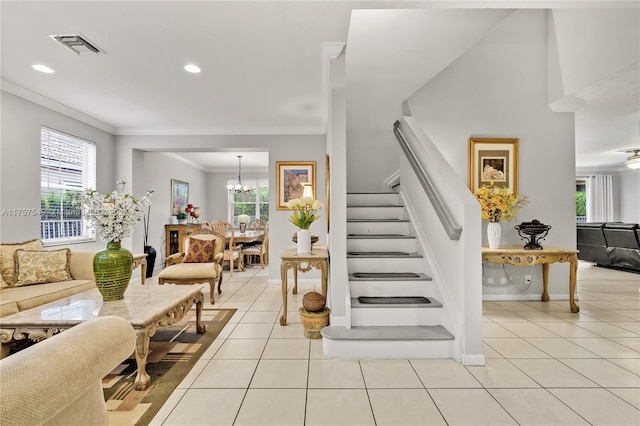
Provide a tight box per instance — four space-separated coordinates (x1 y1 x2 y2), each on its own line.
157 229 225 304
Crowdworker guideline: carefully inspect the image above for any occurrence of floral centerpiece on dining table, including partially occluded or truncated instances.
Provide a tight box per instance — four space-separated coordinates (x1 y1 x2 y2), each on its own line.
287 196 323 254
75 181 153 301
474 181 527 249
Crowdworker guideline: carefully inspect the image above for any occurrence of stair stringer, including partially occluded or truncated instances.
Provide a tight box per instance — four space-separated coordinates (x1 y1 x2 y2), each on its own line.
399 187 464 362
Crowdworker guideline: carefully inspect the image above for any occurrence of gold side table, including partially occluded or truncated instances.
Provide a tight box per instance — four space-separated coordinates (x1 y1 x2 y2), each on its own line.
280 244 328 325
482 246 579 313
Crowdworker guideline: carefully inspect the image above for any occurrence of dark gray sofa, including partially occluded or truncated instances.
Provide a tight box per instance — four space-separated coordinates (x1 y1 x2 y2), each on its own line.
576 222 640 272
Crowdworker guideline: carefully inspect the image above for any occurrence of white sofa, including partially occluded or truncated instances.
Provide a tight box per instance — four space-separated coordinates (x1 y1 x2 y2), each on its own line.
0 315 136 426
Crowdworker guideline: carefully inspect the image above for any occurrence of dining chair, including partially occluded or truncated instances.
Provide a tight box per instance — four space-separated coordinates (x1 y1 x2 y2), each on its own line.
206 220 244 276
250 218 263 231
157 228 225 303
244 222 269 268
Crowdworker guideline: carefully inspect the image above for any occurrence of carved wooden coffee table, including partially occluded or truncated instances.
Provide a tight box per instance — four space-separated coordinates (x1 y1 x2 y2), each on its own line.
0 283 205 390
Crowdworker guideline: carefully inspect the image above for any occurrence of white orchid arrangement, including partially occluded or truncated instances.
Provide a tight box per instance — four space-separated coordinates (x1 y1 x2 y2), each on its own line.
76 181 153 242
238 214 250 224
287 197 323 230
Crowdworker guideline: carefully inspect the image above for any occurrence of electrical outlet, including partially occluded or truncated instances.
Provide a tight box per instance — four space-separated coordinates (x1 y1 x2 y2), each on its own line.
525 275 532 285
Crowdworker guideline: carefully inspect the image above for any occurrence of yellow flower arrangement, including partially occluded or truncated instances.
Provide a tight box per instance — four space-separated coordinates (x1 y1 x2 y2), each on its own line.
287 197 324 229
474 182 528 223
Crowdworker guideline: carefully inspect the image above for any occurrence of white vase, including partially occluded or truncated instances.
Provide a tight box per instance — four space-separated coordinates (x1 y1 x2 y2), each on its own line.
487 222 501 249
297 229 311 254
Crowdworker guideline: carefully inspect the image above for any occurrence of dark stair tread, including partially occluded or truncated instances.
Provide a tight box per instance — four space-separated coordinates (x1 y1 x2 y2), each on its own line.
347 251 422 258
321 325 454 341
351 297 442 308
347 234 414 239
358 296 430 304
350 272 432 281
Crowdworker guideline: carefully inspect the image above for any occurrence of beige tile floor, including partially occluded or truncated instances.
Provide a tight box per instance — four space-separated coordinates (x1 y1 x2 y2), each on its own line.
144 262 639 426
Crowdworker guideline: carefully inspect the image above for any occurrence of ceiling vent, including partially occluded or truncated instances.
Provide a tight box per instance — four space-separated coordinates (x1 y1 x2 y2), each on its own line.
49 34 105 55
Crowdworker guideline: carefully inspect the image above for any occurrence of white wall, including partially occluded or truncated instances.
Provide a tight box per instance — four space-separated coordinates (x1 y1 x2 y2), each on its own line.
115 134 326 281
0 91 115 248
548 8 639 104
407 10 576 301
133 152 209 260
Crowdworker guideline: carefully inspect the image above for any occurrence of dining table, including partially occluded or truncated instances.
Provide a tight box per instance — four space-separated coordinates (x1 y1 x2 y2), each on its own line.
228 229 264 244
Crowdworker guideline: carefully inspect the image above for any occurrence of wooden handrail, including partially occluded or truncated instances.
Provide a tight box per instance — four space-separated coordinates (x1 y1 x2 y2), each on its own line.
393 120 462 240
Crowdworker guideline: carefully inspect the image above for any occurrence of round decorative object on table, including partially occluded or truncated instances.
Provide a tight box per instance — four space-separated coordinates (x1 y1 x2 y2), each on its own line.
93 241 133 302
515 219 551 250
296 229 312 254
487 222 501 249
302 291 326 312
292 232 319 245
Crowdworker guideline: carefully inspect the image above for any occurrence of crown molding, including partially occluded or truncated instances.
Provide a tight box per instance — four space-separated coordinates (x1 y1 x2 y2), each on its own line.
1 79 116 134
161 153 208 171
114 127 326 136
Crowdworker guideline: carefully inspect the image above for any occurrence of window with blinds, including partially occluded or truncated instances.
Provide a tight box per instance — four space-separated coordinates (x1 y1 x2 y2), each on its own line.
40 127 96 242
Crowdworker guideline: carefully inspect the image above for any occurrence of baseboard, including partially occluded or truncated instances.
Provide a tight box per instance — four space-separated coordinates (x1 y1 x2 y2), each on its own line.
482 293 575 301
266 278 319 286
461 353 485 366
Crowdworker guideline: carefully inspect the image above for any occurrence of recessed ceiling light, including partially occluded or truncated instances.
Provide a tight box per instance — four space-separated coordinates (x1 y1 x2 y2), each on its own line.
33 64 55 74
184 64 201 74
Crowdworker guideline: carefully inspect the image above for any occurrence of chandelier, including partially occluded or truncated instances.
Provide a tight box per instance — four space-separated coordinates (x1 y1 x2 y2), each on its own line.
227 155 252 192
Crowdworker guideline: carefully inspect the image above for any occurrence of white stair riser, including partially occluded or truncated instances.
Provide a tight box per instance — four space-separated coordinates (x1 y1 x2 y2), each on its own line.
347 207 404 220
347 193 399 206
349 280 434 297
323 338 453 359
347 221 410 235
348 257 424 272
347 238 416 253
351 307 442 326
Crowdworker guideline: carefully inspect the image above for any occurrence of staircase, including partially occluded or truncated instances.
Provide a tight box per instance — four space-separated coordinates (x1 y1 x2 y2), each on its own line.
322 192 455 359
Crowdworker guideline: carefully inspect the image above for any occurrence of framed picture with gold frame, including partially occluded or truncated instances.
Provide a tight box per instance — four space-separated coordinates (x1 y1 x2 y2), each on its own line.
276 161 316 210
468 138 519 195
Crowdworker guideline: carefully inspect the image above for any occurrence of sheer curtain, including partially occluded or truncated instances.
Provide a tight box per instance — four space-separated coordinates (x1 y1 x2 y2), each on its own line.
586 175 614 222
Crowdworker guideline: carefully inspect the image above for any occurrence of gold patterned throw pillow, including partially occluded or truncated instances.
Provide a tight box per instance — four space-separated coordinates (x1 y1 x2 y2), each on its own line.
0 239 43 286
183 238 215 263
14 248 72 287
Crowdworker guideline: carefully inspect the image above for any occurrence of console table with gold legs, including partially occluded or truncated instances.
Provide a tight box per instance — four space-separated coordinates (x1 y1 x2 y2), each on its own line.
482 246 580 313
280 244 328 325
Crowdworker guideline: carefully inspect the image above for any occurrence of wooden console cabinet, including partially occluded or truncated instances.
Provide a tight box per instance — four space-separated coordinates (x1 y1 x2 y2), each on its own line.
165 224 199 256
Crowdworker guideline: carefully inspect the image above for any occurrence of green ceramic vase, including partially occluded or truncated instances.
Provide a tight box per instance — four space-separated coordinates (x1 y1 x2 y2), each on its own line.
93 241 133 301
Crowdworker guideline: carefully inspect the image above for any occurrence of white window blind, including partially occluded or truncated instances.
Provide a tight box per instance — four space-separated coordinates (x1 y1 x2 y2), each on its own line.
40 127 96 242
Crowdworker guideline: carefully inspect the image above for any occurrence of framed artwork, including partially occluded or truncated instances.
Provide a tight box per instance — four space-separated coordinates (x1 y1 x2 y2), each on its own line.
276 161 316 210
170 179 189 215
468 138 519 195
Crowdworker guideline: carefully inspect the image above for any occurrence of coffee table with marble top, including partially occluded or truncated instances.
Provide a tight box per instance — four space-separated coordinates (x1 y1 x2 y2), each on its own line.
0 283 206 390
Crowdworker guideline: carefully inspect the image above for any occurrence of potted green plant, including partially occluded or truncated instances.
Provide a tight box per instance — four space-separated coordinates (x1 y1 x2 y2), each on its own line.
176 210 187 224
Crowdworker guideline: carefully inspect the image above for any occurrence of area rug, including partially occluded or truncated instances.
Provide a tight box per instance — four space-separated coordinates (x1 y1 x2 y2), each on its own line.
103 308 236 426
